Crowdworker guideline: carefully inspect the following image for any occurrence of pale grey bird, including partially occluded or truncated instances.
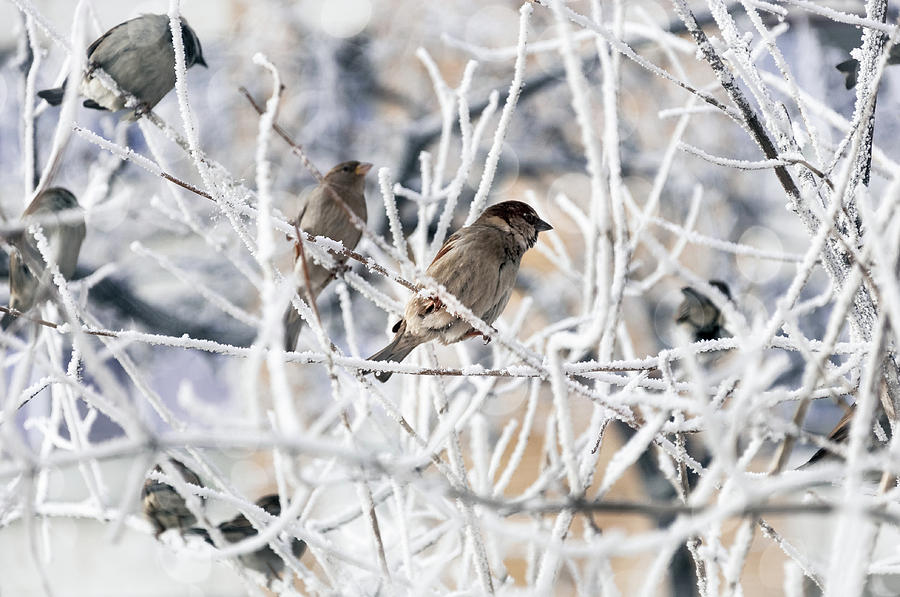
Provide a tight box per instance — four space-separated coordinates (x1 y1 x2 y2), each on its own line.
2 187 86 329
141 459 203 537
368 200 552 382
283 161 371 351
675 280 731 342
189 494 306 583
38 14 206 116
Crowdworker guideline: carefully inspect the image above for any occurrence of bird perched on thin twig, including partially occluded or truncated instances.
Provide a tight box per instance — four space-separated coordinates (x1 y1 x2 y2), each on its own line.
142 458 204 537
38 14 206 118
836 45 900 90
189 494 306 583
368 200 552 382
283 161 371 350
2 187 86 330
674 280 731 342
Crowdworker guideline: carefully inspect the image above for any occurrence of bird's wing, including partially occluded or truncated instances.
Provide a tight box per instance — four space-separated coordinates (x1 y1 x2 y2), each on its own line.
429 230 461 267
675 288 699 324
827 407 854 444
86 24 120 58
423 226 509 320
87 16 165 58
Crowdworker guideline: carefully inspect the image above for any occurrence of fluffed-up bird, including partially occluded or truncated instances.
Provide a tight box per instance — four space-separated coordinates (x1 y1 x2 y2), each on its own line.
189 494 306 583
674 280 731 342
368 200 552 382
142 458 204 537
836 45 900 89
38 14 206 117
2 187 86 329
283 161 371 351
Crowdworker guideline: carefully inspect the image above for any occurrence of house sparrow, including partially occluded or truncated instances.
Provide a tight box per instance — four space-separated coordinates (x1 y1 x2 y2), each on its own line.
283 161 371 350
674 280 731 342
190 494 306 582
367 200 552 382
836 45 900 90
37 14 206 116
804 405 891 467
2 187 86 329
141 458 203 537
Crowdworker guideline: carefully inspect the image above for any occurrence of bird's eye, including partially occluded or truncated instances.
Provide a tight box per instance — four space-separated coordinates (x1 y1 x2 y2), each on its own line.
343 166 351 172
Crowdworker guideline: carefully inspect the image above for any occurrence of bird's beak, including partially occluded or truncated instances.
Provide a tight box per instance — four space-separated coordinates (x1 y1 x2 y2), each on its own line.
535 218 553 232
196 55 208 68
355 162 373 176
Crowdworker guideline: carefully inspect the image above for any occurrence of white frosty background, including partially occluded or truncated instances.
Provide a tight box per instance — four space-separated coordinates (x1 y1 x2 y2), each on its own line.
1 0 900 595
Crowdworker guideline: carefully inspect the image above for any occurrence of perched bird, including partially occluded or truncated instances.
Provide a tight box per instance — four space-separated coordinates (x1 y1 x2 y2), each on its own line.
141 458 203 537
2 188 86 329
283 161 371 350
804 405 891 467
368 200 552 382
836 45 900 90
37 14 206 116
674 280 731 342
190 494 306 582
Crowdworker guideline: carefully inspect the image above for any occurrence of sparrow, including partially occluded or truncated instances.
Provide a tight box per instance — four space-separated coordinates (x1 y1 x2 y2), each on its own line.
804 405 891 467
2 187 86 329
674 280 731 342
283 161 371 350
141 458 204 537
189 494 306 582
836 45 900 90
367 200 552 382
37 14 206 116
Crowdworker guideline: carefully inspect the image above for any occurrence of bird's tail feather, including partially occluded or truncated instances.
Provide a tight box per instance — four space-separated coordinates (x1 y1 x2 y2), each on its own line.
184 527 214 545
283 284 323 351
368 332 419 382
37 86 66 106
283 304 304 351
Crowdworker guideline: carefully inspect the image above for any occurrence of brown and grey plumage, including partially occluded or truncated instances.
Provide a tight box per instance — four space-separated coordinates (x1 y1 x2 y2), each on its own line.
283 161 371 350
368 200 552 382
38 14 206 116
2 187 86 330
141 459 203 537
803 405 891 467
189 494 306 582
675 280 731 342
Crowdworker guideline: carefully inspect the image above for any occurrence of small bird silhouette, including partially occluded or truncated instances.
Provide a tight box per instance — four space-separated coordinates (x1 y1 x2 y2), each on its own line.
836 45 900 90
674 280 731 342
2 187 86 330
141 459 204 537
188 494 306 583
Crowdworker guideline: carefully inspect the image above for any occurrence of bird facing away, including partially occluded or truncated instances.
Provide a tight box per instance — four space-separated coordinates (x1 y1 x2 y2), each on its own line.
283 160 371 350
141 459 203 537
836 45 900 90
368 200 552 382
674 280 732 342
190 494 306 583
2 187 86 330
38 14 206 116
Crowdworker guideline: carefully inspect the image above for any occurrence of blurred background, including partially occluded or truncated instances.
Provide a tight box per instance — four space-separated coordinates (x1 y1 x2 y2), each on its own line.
1 0 899 595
